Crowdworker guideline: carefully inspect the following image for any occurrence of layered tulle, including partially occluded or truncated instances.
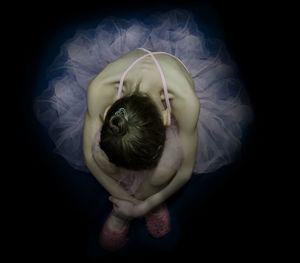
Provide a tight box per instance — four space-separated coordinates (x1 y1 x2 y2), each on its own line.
34 8 253 175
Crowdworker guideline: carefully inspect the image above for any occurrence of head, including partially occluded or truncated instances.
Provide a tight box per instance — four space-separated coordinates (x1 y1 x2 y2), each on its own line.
100 90 167 171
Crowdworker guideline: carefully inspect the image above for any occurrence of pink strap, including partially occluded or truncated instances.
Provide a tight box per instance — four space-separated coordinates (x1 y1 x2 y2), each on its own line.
138 48 171 113
117 53 152 99
117 48 190 113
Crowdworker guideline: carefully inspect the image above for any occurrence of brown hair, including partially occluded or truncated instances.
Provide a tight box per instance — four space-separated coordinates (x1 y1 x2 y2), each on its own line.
100 89 166 171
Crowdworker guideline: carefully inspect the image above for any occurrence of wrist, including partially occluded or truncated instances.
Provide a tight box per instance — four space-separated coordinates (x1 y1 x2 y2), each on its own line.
134 201 150 218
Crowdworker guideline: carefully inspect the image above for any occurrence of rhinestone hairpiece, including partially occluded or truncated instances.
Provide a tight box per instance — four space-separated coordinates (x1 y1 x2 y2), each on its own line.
114 107 128 121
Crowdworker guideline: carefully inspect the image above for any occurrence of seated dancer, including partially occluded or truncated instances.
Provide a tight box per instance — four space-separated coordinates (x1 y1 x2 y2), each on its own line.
34 9 253 252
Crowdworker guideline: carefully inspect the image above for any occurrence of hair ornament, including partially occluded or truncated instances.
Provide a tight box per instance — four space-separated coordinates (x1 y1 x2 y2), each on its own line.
114 107 128 121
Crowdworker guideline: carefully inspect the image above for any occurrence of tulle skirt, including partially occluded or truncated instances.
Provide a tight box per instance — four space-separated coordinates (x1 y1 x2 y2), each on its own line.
34 8 253 174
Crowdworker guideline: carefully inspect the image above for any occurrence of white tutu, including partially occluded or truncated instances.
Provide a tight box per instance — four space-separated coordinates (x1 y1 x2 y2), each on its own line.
33 8 253 174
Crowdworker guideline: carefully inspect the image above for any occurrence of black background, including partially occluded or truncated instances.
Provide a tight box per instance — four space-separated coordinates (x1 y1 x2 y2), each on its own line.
12 0 284 261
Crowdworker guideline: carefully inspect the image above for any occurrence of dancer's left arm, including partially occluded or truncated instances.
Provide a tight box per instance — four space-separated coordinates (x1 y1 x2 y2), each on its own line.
110 97 200 218
110 128 198 218
136 129 198 216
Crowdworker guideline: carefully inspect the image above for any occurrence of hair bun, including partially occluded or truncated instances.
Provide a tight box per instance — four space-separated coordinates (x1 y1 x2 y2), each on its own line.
109 115 128 136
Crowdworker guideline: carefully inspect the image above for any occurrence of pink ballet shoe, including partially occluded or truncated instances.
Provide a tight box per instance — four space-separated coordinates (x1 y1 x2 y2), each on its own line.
99 210 130 252
145 203 171 238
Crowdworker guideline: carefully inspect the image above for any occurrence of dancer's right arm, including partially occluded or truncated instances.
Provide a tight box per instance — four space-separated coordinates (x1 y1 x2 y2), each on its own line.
83 111 140 204
83 81 140 205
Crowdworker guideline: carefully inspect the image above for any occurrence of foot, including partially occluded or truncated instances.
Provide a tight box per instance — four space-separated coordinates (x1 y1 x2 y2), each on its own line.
145 203 171 238
108 214 127 232
99 210 130 251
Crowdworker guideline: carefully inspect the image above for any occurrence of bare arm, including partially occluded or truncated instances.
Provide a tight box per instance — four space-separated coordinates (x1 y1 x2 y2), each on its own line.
83 82 140 204
140 129 198 213
135 97 201 214
91 126 121 176
85 156 139 204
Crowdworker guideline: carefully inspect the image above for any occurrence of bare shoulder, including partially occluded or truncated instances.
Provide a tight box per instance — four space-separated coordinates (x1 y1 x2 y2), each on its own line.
173 93 200 133
94 49 145 81
85 49 147 116
86 75 117 122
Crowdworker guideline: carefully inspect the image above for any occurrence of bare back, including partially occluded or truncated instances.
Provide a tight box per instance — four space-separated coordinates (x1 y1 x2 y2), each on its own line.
89 49 197 121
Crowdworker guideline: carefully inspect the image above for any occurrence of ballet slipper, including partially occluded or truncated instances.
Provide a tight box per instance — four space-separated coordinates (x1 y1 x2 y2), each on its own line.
145 203 171 238
99 210 130 252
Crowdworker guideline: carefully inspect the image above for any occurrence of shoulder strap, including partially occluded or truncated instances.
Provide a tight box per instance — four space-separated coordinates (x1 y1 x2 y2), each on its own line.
117 52 151 100
137 48 171 113
117 48 190 112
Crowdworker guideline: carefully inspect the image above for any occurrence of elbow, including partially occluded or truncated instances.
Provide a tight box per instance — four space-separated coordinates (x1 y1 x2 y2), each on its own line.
83 151 93 169
83 143 94 166
181 174 192 184
150 167 177 187
180 167 194 183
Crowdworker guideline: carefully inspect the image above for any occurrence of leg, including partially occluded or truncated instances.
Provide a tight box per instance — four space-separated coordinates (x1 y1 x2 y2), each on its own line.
145 202 171 238
99 209 131 251
107 212 129 231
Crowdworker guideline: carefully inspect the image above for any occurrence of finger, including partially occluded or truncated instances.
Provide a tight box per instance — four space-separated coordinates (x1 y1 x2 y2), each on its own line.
109 196 119 207
113 206 127 220
113 204 119 213
109 196 119 201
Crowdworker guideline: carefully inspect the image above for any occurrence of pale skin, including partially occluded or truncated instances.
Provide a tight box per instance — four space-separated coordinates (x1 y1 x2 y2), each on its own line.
83 49 200 230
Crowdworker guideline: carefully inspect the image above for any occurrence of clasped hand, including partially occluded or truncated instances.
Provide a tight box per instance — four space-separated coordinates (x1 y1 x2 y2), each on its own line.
108 196 149 220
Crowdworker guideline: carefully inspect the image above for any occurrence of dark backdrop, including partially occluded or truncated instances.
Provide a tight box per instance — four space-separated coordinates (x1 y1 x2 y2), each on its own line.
13 1 280 261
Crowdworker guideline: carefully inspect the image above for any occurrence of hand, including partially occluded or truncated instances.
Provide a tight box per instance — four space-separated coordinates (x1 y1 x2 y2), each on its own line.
108 196 149 220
